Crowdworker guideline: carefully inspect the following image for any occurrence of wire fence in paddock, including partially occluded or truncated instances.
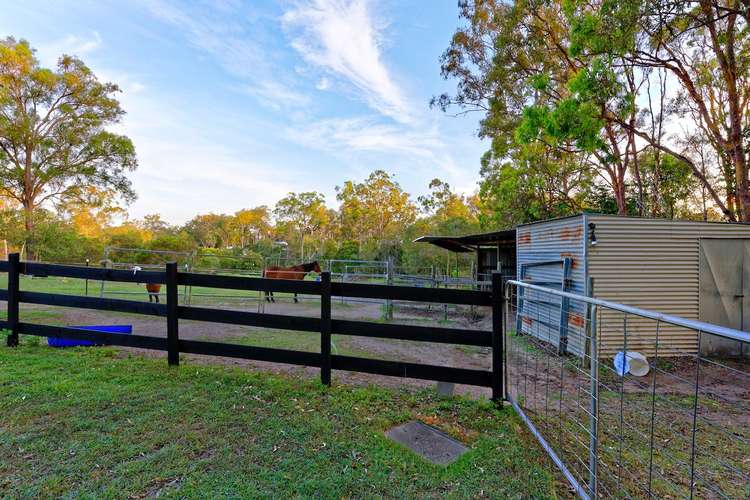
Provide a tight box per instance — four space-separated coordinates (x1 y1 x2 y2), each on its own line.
504 280 750 499
25 254 497 323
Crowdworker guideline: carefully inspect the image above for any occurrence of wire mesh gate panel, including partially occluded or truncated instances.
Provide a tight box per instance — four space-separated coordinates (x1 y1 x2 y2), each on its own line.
505 280 750 499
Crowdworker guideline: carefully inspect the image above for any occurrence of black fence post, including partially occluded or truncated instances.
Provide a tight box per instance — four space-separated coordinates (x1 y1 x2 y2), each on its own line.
6 253 20 347
166 262 179 366
491 271 504 404
320 271 331 386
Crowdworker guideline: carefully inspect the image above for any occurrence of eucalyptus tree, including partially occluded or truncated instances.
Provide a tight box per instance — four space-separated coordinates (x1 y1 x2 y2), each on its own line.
232 206 271 249
436 0 637 216
439 0 750 221
563 0 750 220
0 38 137 254
336 170 417 254
273 191 329 259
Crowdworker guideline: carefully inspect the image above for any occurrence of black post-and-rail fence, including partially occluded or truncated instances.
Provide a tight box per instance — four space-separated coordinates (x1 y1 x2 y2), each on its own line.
1 254 505 401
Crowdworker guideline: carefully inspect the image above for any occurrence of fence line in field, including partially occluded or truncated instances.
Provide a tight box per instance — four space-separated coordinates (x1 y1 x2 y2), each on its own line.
87 256 490 314
1 254 502 395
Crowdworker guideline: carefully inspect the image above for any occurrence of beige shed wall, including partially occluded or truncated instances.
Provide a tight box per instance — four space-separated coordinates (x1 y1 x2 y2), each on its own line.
587 215 750 356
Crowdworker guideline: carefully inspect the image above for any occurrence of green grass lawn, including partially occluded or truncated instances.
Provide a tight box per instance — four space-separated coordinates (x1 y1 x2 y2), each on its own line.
0 341 561 498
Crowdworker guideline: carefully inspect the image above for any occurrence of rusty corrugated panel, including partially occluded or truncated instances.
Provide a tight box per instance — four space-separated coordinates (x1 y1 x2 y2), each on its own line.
516 215 586 356
588 215 750 356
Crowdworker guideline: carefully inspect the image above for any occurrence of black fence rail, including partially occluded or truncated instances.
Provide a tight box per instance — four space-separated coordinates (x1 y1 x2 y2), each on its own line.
2 254 504 399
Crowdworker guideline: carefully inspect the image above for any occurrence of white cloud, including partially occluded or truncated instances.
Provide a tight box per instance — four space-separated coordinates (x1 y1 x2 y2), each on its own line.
124 112 304 222
92 66 300 223
232 81 310 111
282 0 412 123
286 116 468 183
288 116 435 156
129 82 147 94
142 0 308 111
35 31 102 67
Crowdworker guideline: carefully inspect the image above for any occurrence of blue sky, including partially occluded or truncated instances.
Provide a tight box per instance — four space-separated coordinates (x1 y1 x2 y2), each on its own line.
1 0 487 224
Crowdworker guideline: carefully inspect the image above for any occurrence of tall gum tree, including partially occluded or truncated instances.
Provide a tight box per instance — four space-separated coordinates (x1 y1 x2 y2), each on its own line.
0 38 137 254
564 0 750 220
435 0 638 217
438 0 749 221
336 170 417 254
273 192 329 259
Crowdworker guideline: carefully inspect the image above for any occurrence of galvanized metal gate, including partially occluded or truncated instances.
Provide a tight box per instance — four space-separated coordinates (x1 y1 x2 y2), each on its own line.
505 279 750 499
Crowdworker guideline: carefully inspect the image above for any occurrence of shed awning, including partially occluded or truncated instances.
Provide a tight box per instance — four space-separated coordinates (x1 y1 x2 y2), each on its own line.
413 229 516 253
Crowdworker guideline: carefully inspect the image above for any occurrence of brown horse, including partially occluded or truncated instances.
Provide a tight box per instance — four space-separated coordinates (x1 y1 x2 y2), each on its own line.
131 265 161 303
263 261 321 303
146 283 161 303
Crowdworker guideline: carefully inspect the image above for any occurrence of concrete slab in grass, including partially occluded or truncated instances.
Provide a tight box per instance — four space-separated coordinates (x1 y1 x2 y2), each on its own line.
386 420 468 465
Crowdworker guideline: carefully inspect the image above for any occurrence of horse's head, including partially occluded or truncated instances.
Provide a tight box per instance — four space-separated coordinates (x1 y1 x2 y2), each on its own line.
311 261 322 273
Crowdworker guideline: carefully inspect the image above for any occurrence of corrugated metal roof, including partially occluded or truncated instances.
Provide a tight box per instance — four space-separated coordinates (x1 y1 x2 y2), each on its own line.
519 212 750 228
412 236 475 253
414 229 516 253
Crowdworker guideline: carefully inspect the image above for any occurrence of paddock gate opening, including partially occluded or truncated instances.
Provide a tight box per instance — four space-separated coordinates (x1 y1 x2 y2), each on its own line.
506 279 750 499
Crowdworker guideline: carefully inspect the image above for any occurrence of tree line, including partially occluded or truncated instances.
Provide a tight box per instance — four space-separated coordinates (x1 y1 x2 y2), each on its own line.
0 170 484 272
3 0 746 273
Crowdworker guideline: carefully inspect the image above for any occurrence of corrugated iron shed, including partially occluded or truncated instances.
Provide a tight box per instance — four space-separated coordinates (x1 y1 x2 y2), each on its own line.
517 214 750 357
586 214 750 356
418 214 750 357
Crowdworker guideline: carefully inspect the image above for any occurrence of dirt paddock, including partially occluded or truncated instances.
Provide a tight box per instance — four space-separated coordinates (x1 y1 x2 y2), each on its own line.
11 295 496 398
8 293 750 410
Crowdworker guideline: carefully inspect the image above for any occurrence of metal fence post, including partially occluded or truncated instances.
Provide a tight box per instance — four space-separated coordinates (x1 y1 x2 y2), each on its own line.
84 258 90 296
320 271 332 386
166 262 179 366
385 257 393 320
588 304 598 498
558 258 572 355
6 253 20 347
491 271 504 403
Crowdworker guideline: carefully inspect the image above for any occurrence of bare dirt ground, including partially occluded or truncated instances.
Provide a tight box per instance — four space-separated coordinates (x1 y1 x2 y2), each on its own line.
507 333 750 425
16 296 496 399
14 290 749 413
505 334 750 498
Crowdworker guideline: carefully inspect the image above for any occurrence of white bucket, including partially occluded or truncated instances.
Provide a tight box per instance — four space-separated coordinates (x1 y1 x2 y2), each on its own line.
614 351 650 377
628 352 650 377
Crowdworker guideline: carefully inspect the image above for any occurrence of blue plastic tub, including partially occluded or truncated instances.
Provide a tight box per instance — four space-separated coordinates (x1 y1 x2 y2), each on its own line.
47 325 133 348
